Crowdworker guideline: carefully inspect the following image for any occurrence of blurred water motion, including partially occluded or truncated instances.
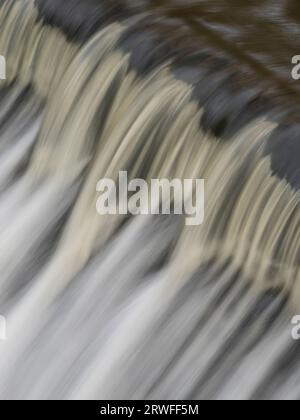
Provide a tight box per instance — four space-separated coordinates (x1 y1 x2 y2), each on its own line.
0 0 300 400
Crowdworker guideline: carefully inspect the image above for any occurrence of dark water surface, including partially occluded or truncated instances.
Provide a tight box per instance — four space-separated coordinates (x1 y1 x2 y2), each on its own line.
35 0 300 114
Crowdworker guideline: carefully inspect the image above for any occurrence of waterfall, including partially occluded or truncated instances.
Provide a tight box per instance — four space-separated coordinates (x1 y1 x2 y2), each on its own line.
0 0 299 400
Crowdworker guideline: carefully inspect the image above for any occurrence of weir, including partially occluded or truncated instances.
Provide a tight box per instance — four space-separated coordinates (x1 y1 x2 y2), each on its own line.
0 0 299 400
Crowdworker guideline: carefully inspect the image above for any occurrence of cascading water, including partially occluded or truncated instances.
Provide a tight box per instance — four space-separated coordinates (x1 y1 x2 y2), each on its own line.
0 0 300 400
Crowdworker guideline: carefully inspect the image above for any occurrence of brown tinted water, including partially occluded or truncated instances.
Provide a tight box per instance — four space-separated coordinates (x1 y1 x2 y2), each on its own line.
144 0 300 113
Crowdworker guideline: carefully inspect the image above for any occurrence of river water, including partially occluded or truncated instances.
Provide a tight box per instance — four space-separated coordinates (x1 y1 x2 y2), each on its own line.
0 0 299 399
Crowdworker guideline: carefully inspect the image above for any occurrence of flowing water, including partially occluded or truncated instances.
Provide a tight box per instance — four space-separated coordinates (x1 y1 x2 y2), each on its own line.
0 0 300 400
